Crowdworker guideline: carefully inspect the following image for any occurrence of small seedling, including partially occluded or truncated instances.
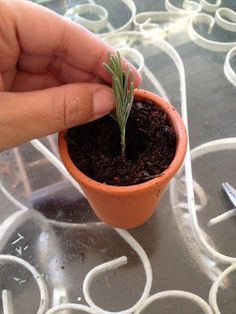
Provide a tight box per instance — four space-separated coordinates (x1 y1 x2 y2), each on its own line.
104 51 134 158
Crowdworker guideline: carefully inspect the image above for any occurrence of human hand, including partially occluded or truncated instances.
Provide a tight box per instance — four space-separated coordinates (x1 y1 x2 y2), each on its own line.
0 0 141 151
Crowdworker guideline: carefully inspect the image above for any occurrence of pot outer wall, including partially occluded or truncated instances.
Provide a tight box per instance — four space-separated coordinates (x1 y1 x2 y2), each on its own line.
58 89 187 229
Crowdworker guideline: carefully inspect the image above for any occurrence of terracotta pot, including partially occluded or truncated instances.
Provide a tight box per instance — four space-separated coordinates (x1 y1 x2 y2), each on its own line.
58 89 187 229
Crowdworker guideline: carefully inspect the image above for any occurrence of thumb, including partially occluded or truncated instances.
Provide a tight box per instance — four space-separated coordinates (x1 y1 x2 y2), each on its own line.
0 83 114 151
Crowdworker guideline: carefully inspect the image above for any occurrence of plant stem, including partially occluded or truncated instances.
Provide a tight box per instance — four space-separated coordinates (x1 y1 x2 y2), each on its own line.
121 129 126 159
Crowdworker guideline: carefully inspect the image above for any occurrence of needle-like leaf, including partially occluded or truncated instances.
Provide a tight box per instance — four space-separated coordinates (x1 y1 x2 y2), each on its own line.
103 51 135 158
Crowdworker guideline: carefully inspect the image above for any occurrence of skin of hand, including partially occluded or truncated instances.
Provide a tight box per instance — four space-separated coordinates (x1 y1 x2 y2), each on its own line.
0 0 141 152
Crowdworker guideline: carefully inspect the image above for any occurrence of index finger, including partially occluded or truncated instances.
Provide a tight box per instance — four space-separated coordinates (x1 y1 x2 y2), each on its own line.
10 0 141 86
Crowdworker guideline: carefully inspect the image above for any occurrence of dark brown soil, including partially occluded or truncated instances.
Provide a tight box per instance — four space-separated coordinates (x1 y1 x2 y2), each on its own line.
66 101 176 186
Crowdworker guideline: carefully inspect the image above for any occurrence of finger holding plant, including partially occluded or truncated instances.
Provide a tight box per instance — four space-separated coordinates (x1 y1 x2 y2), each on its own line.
104 51 134 158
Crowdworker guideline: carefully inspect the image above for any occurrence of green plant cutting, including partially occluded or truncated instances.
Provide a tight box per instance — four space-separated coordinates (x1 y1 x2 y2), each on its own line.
103 51 134 158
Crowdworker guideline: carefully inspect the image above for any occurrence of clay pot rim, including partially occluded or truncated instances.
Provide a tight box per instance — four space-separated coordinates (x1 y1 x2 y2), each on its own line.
58 88 187 195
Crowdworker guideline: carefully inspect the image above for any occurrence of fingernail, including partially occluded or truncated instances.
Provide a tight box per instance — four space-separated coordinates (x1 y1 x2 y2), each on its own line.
93 87 115 117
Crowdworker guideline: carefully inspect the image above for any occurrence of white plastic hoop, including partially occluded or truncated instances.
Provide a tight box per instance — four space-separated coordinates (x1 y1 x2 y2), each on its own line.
64 0 136 37
0 208 47 252
83 228 152 314
133 11 189 36
200 0 221 13
209 263 236 314
165 0 201 13
45 304 96 314
134 11 188 29
184 138 236 264
0 255 49 314
64 4 108 32
135 290 213 314
224 46 236 86
188 14 236 52
2 290 14 314
215 8 236 33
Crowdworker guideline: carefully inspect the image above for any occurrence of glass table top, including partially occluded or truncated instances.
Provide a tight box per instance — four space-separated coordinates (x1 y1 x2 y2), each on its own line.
0 1 236 313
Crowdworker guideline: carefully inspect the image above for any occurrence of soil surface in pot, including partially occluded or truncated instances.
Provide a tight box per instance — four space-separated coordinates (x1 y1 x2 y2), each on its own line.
66 101 176 186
